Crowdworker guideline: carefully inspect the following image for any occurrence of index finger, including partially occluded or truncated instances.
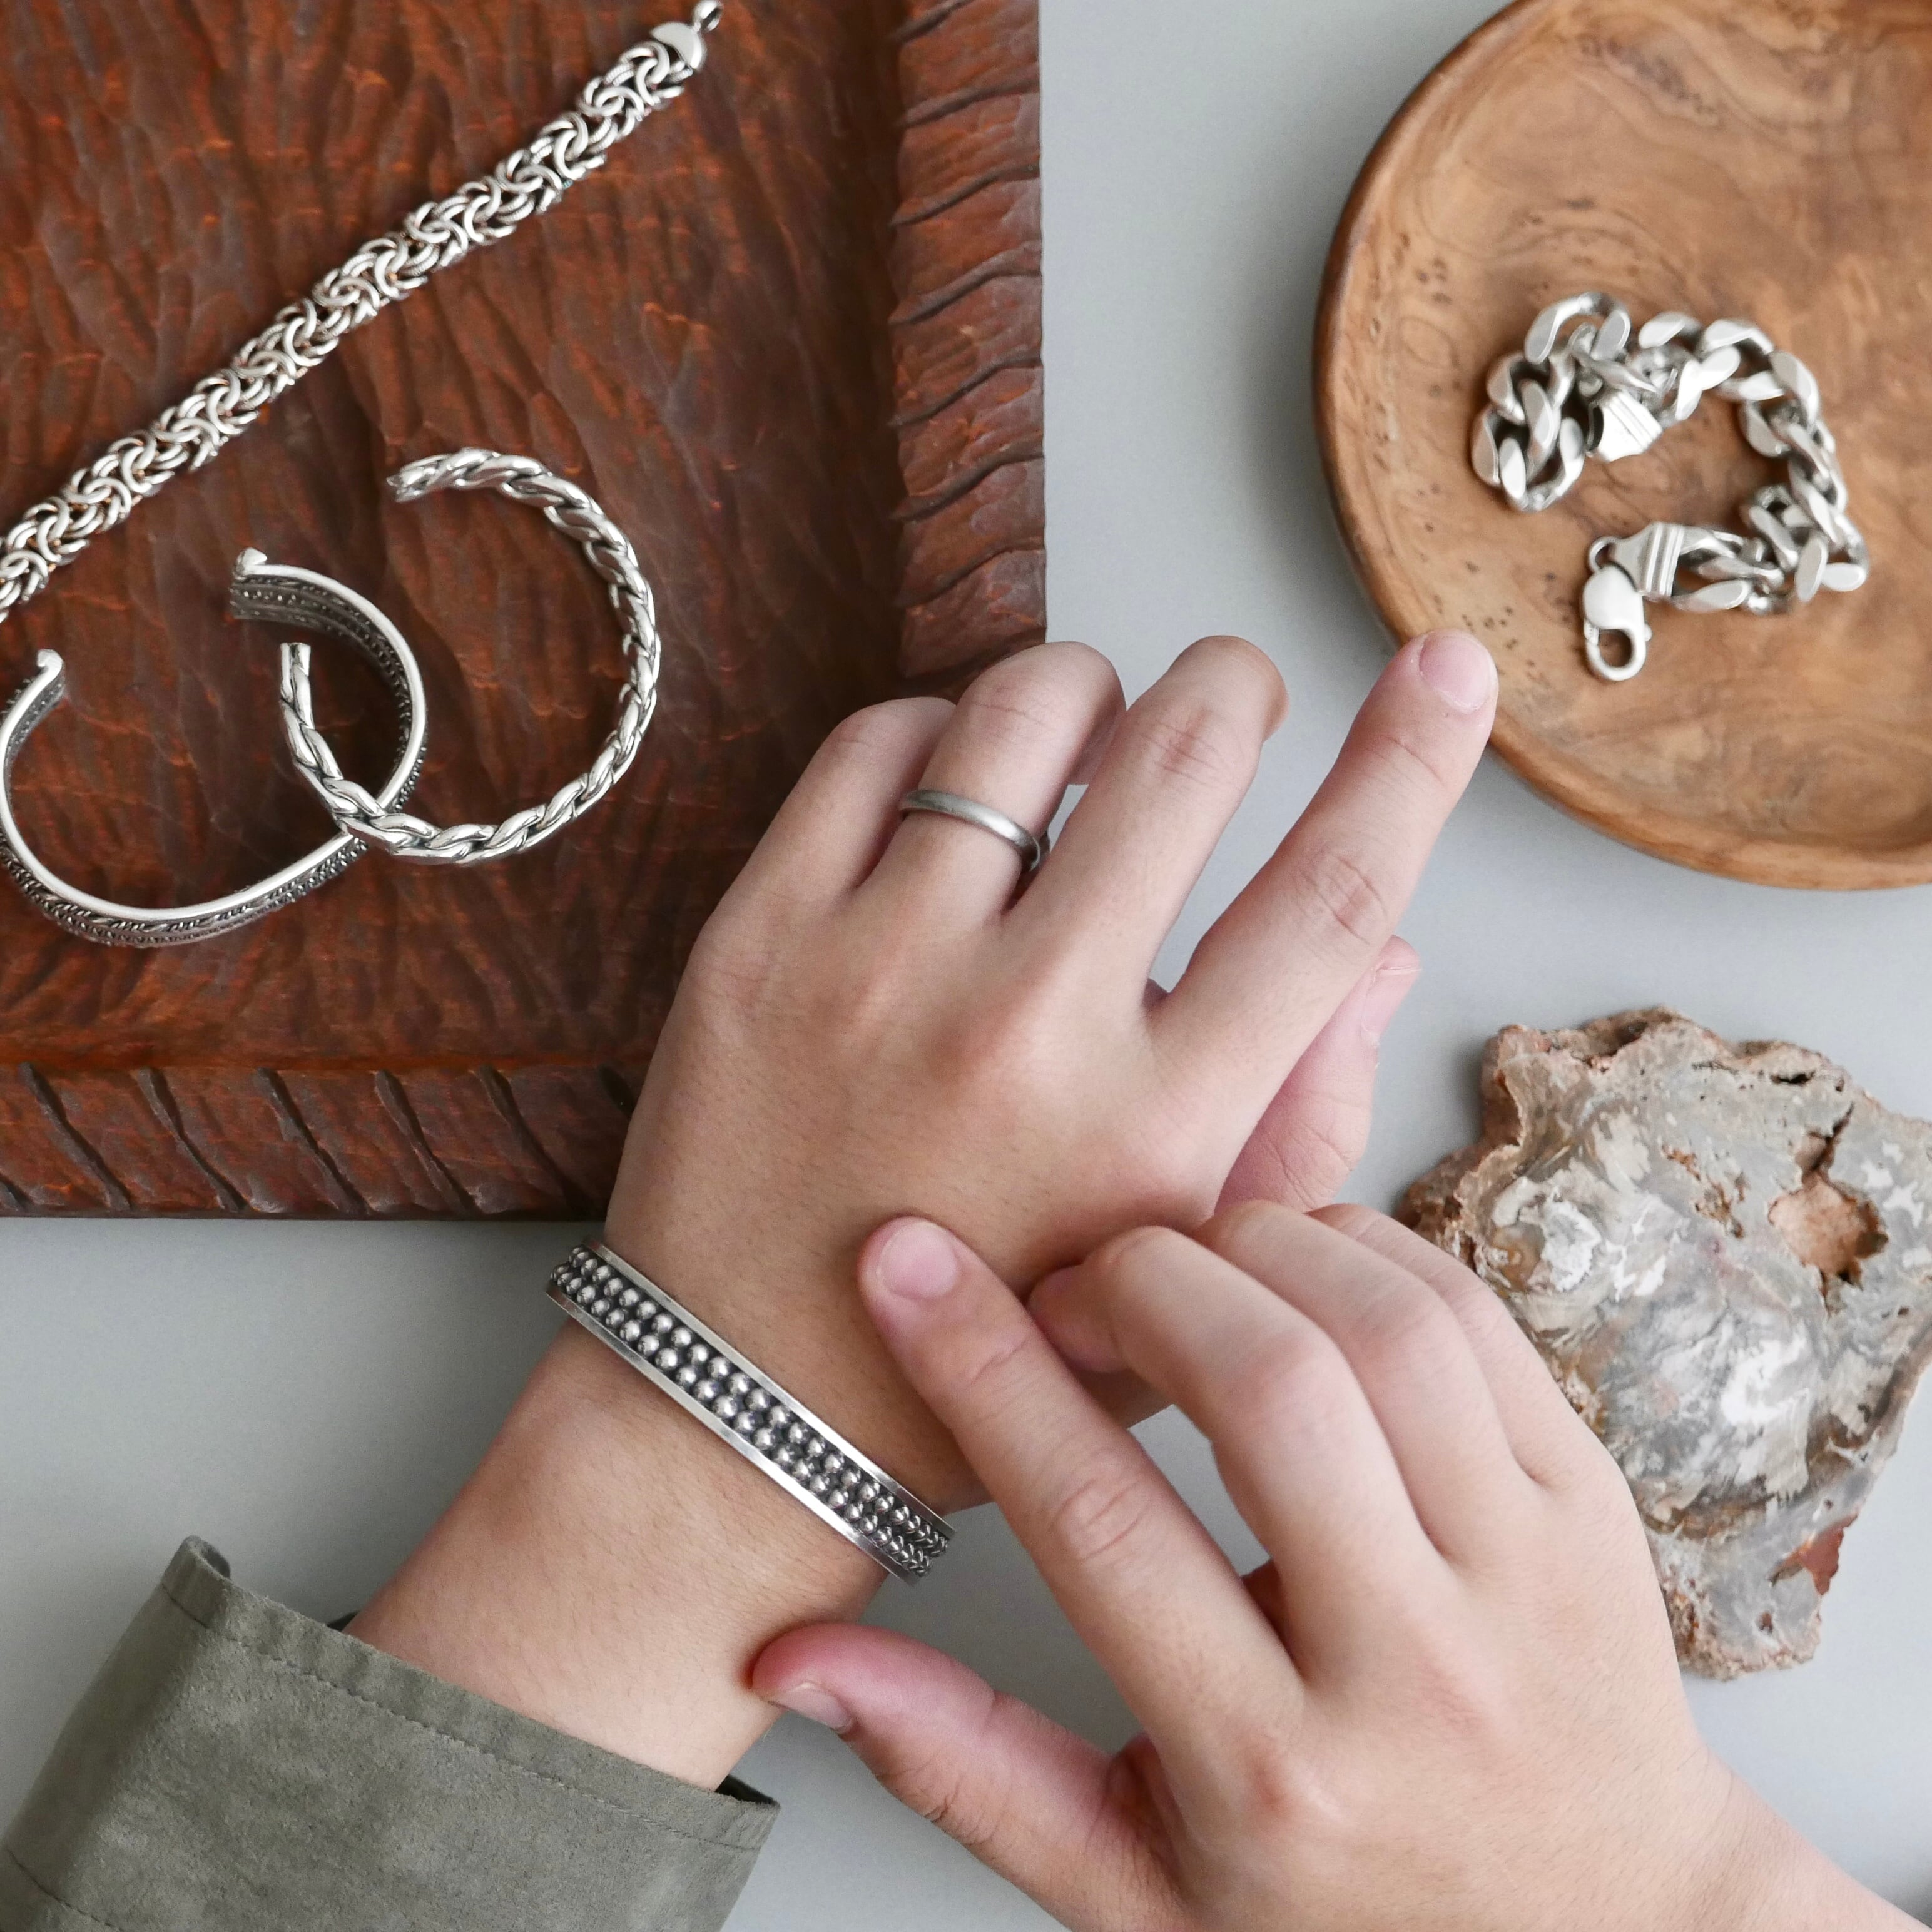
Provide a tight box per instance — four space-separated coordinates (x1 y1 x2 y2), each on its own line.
1157 630 1494 1107
856 1216 1293 1792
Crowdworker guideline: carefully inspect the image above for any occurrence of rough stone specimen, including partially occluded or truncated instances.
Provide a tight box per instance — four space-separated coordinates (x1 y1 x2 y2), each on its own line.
1403 1010 1932 1677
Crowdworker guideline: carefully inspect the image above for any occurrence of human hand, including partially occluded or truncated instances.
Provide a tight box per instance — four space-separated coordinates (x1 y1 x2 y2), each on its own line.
756 1205 1911 1932
605 630 1493 1506
353 630 1490 1786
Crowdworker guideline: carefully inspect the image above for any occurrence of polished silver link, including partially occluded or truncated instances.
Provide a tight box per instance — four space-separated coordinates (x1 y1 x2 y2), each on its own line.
550 1243 954 1584
281 450 658 864
0 555 427 947
1471 292 1868 681
898 788 1049 877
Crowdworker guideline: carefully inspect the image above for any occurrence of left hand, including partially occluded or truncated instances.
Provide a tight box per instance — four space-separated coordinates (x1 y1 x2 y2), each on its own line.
353 631 1488 1786
755 1204 1909 1932
604 630 1492 1507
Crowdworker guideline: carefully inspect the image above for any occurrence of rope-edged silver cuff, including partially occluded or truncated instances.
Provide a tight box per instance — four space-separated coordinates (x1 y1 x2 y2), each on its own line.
550 1243 952 1584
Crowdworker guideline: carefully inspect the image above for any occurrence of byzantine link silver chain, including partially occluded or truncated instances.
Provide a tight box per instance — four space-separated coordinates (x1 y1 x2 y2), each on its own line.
0 3 718 632
0 2 720 945
1470 292 1869 682
280 449 658 864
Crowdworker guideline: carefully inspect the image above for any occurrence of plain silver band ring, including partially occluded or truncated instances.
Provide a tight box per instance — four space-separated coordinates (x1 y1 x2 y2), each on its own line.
898 788 1049 876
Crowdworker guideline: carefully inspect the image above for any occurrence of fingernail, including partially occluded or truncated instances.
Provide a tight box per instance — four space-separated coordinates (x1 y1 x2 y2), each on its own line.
771 1682 853 1732
1416 630 1496 713
871 1219 961 1301
1358 957 1420 1045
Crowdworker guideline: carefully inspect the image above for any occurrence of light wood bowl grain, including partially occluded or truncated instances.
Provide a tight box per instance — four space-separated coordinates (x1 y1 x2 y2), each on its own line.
1318 0 1932 888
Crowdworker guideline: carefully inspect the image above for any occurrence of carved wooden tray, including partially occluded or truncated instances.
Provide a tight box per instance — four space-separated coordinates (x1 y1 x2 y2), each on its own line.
1317 0 1930 890
0 0 1042 1216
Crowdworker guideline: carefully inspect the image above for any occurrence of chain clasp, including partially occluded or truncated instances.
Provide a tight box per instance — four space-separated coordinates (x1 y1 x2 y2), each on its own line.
1580 523 1757 683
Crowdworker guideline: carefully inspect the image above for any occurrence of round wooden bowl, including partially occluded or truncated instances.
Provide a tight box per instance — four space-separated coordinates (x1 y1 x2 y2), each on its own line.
1317 0 1932 889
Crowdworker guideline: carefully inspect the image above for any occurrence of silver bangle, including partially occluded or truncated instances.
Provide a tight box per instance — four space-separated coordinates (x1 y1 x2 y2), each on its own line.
0 3 719 945
279 450 661 865
0 553 429 947
549 1243 953 1584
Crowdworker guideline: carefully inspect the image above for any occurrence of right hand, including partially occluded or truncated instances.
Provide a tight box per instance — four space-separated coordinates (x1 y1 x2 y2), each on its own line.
756 1203 1912 1932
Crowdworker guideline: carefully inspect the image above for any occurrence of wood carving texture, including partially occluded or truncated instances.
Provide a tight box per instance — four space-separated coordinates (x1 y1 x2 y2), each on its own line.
1318 0 1932 888
891 0 1045 681
0 0 1042 1218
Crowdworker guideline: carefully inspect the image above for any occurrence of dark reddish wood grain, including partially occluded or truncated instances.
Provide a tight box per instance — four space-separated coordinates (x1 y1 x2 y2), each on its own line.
890 0 1045 681
0 0 1044 1218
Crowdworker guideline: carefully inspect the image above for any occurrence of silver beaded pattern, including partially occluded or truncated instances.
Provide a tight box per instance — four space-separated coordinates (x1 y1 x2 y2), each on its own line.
550 1244 953 1584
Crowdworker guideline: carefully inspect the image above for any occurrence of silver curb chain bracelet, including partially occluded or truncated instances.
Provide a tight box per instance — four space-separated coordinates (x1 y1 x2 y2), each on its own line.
0 1 721 945
1472 292 1869 682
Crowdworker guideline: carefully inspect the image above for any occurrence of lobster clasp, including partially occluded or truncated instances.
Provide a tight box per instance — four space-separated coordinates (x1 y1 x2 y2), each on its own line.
1580 557 1650 682
1580 522 1756 681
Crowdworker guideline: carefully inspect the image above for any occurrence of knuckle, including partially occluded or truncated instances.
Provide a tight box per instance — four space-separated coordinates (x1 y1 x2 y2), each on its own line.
1351 1280 1455 1381
1088 1223 1194 1303
1129 699 1254 795
1378 718 1470 798
1272 1102 1373 1199
1223 1719 1336 1842
1209 1196 1296 1253
951 643 1116 753
893 1739 1006 1854
954 669 1063 751
683 898 785 1014
1226 1330 1351 1438
930 992 1068 1116
823 696 951 765
1563 1426 1641 1507
1233 1107 1370 1212
1044 1458 1162 1571
1296 842 1394 951
944 1318 1035 1411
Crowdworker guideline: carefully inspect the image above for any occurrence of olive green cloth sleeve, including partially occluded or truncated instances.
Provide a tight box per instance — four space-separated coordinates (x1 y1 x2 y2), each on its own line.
0 1539 776 1932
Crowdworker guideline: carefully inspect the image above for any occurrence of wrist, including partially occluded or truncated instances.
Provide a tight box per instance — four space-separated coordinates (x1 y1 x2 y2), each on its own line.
1668 1765 1911 1932
604 1172 979 1511
352 1314 880 1788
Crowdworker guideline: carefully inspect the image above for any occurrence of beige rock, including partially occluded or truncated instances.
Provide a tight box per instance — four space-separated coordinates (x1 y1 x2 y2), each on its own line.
1403 1010 1932 1677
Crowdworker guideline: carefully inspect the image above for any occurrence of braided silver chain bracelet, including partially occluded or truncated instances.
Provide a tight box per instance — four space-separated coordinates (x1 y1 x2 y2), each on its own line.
1472 292 1869 682
551 1244 954 1584
0 3 719 942
280 450 659 866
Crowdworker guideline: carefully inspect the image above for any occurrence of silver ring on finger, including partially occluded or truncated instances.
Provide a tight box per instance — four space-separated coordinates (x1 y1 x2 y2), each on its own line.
898 788 1049 877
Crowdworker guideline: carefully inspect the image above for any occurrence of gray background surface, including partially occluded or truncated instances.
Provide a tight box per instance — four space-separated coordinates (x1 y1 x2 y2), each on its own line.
4 0 1930 1923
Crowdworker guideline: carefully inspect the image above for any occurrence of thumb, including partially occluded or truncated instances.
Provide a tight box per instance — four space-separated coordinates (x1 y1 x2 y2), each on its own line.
1218 936 1419 1213
754 1624 1162 1928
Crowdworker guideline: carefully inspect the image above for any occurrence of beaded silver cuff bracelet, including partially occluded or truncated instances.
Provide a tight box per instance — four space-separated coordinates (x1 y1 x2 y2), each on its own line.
550 1243 953 1584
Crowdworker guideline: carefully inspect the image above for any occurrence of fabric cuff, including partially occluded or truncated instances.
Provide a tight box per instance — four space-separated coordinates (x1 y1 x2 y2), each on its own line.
1 1539 775 1932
